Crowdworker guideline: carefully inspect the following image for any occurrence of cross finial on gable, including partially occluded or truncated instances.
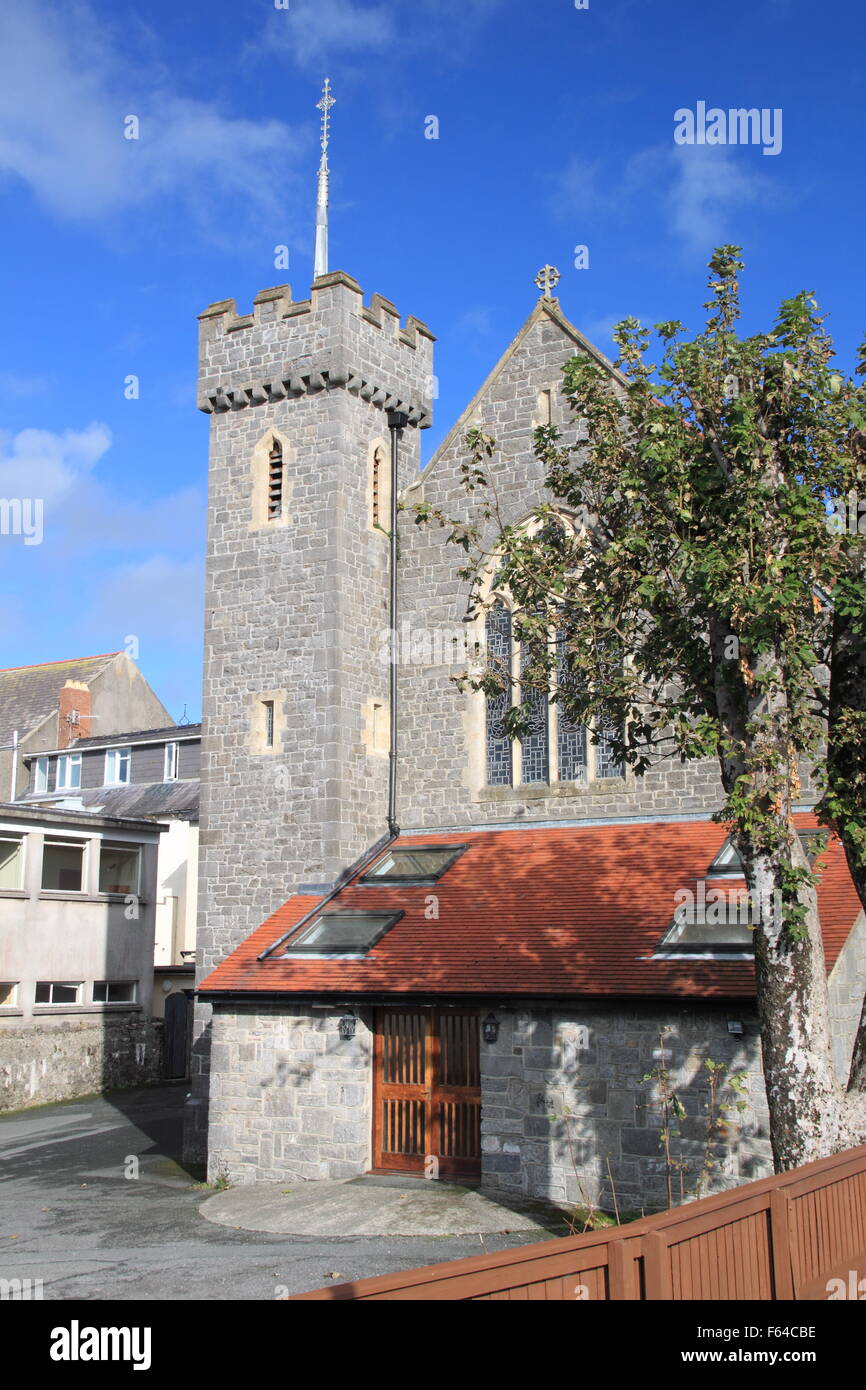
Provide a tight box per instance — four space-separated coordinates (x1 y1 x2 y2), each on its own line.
534 265 560 300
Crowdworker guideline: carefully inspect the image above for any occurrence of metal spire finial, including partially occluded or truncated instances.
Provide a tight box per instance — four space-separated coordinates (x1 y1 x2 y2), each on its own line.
317 76 335 158
535 264 561 299
313 78 335 281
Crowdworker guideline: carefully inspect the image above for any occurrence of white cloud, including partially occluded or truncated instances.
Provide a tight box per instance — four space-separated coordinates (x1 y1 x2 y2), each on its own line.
0 372 50 399
455 307 494 338
0 421 204 694
86 555 204 647
0 4 306 228
256 0 506 71
0 421 203 558
552 143 781 252
0 423 111 503
261 0 396 68
551 159 612 218
666 145 776 250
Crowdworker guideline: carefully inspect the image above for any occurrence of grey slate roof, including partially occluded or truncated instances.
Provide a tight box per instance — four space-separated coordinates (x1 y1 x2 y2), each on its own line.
74 782 199 819
27 781 199 821
68 723 202 751
0 653 119 746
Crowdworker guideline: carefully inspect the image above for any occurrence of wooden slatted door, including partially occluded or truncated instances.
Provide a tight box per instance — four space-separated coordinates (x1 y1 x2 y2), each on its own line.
373 1008 481 1182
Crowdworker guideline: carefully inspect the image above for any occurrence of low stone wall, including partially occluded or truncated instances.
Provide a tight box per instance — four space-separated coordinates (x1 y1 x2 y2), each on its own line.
0 1015 164 1112
206 1002 373 1184
479 1003 772 1213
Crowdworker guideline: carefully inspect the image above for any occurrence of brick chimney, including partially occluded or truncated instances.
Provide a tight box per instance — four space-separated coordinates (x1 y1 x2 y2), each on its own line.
58 681 92 749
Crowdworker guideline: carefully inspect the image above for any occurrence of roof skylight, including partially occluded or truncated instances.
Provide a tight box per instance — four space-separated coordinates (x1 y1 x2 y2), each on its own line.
359 845 466 884
283 910 403 956
708 829 828 876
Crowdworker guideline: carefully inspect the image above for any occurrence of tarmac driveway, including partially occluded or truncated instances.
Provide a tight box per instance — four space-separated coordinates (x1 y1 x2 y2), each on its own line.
0 1085 560 1300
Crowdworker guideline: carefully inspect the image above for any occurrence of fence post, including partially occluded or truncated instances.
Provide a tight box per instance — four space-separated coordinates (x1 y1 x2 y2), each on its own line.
642 1230 672 1300
608 1236 641 1300
769 1190 795 1299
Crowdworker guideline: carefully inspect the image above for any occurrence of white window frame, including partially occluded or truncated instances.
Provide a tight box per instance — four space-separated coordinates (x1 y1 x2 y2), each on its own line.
33 757 49 794
92 980 137 1005
164 742 179 781
0 834 25 891
98 841 141 897
104 746 131 786
0 982 19 1009
41 836 87 894
56 752 81 790
34 981 82 1007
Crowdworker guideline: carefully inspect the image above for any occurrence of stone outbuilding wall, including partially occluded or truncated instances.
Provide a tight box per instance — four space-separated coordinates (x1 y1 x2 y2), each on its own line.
206 1002 372 1184
479 1003 770 1213
205 999 771 1205
206 913 866 1208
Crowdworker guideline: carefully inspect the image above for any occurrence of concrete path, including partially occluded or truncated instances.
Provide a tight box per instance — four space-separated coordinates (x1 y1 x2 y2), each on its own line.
200 1175 554 1237
0 1087 564 1299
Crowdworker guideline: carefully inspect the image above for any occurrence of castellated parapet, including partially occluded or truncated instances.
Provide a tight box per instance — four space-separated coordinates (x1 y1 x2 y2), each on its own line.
197 271 435 425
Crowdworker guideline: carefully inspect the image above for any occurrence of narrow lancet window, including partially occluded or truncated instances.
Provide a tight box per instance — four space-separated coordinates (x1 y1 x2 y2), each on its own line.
520 626 549 784
268 440 283 520
556 632 587 783
596 720 624 778
485 602 513 786
372 446 383 528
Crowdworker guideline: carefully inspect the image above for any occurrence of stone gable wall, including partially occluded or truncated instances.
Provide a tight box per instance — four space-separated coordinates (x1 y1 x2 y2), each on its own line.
397 306 725 829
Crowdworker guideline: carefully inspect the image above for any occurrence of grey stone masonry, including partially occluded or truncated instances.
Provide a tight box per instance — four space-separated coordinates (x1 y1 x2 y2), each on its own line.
398 298 728 829
201 929 866 1200
206 1003 372 1183
479 1003 772 1214
187 272 434 1162
0 1015 163 1112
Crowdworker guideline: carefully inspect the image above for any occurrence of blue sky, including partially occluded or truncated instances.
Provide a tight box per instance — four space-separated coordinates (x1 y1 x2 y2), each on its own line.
0 0 864 721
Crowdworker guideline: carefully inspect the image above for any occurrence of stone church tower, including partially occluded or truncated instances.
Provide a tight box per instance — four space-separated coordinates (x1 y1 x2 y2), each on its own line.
185 273 435 1159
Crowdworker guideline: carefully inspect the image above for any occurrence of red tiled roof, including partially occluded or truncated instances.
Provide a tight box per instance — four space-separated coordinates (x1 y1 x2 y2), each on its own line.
198 814 863 1002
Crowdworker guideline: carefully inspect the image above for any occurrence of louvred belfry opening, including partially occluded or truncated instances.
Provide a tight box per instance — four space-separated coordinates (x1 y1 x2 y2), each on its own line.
372 1007 481 1181
267 439 283 519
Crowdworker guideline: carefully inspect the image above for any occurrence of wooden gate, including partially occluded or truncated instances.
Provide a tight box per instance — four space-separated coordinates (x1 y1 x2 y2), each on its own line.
372 1008 481 1182
163 990 192 1079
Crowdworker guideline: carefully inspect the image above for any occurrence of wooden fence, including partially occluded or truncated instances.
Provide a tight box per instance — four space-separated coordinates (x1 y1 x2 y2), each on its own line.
290 1145 866 1300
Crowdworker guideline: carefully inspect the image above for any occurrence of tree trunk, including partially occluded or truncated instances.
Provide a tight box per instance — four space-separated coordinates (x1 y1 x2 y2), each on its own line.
744 837 849 1168
711 617 864 1165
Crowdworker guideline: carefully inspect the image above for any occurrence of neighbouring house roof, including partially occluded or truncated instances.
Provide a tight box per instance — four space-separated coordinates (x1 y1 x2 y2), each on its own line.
0 653 120 746
24 723 203 758
26 781 200 820
198 813 862 1002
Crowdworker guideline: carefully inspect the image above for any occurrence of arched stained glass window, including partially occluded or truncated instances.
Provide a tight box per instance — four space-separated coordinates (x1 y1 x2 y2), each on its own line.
556 631 587 784
485 602 513 786
596 719 625 778
595 636 625 778
520 622 549 784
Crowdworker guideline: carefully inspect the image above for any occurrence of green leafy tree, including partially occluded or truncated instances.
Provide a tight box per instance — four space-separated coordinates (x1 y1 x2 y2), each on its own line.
413 248 866 1170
